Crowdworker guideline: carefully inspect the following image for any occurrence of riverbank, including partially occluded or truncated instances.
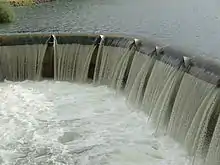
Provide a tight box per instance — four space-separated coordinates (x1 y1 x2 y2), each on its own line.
0 2 15 24
0 0 55 24
9 0 34 6
8 0 54 6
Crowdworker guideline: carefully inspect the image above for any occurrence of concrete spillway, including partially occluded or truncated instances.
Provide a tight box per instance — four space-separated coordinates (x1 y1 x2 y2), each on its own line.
0 33 219 165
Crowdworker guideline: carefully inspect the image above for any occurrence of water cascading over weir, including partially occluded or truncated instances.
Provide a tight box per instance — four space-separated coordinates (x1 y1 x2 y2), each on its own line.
0 33 219 165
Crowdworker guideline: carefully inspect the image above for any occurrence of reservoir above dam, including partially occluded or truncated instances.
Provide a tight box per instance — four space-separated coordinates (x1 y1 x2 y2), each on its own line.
1 0 220 58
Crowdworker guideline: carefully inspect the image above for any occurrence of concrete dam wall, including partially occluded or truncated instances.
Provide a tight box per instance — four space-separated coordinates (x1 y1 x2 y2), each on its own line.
0 33 219 165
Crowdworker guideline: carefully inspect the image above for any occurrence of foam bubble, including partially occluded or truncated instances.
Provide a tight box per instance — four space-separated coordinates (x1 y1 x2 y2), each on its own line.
0 81 192 165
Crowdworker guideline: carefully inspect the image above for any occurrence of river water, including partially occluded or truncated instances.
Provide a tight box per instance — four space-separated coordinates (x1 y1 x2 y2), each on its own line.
0 1 217 164
0 0 220 58
0 80 192 165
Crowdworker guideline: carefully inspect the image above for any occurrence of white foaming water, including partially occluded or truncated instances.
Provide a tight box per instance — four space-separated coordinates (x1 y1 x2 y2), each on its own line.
0 80 191 165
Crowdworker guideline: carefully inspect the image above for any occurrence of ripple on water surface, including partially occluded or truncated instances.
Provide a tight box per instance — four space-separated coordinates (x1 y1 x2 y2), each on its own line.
0 80 191 165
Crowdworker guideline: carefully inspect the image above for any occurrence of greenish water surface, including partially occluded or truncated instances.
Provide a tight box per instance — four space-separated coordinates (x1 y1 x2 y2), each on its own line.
1 0 220 57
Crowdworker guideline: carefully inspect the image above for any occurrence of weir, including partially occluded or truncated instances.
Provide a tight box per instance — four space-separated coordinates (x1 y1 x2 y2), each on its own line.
0 33 219 165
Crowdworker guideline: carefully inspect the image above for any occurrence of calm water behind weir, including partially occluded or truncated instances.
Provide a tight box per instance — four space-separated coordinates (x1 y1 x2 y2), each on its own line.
1 0 220 58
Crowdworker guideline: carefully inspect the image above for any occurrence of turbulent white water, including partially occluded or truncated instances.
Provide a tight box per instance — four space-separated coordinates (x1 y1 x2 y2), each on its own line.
0 80 192 165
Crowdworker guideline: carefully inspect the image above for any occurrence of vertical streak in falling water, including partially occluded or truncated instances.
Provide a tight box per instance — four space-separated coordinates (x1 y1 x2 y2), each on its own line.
141 61 179 118
8 51 14 80
60 45 68 80
151 69 184 134
110 45 135 92
55 44 78 81
0 45 47 81
205 110 220 165
75 44 96 82
96 46 108 85
126 52 155 107
167 74 215 144
124 51 149 94
0 48 9 80
93 41 133 87
184 88 219 157
54 35 58 80
81 44 97 83
93 35 105 84
1 47 14 80
104 47 129 87
36 44 48 80
55 43 96 82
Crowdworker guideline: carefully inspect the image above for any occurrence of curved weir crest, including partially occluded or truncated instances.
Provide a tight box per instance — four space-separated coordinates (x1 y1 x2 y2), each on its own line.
0 33 220 165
